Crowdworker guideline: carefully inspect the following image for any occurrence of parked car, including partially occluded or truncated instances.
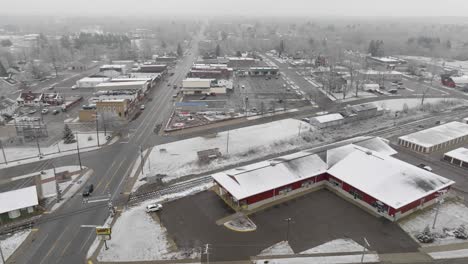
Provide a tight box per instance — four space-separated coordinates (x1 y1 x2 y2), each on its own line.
200 95 207 100
82 184 94 197
71 85 77 90
140 105 145 110
418 164 433 172
28 110 37 115
173 84 178 89
47 84 56 90
146 203 163 213
52 109 60 115
388 89 398 94
41 108 49 114
301 117 310 123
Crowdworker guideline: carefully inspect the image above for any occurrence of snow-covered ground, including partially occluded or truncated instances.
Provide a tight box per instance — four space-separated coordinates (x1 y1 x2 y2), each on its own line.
134 119 314 188
224 215 257 232
254 254 379 264
429 249 468 259
374 98 465 112
258 241 294 256
0 132 112 168
0 229 31 264
300 239 366 254
97 203 199 262
399 200 468 246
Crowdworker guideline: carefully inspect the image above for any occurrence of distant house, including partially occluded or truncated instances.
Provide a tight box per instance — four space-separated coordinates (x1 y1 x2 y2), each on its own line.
0 98 18 117
0 186 39 220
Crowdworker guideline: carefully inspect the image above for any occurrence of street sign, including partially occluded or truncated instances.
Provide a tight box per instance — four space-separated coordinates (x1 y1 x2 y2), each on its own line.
96 227 111 236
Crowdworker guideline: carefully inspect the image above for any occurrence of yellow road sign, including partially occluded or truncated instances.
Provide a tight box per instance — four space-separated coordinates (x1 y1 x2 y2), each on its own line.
95 227 111 235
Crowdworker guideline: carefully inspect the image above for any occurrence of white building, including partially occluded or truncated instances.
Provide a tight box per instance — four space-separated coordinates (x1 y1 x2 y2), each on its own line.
398 121 468 153
76 77 110 88
95 80 149 93
0 98 18 117
443 148 468 169
0 186 38 219
311 113 344 128
99 64 127 74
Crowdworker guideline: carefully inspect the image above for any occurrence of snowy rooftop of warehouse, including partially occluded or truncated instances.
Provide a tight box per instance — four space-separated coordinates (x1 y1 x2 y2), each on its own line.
78 77 110 82
326 137 397 167
0 186 38 214
444 147 468 163
398 121 468 148
212 152 328 200
328 149 454 209
313 113 344 124
451 76 468 85
95 80 148 87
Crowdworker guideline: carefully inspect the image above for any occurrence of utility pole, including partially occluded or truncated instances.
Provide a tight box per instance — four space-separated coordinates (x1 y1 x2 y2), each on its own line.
95 115 100 147
204 244 210 264
285 217 292 242
76 132 83 170
102 114 107 137
0 241 5 264
140 146 145 174
226 130 230 154
53 165 61 202
34 130 42 158
0 140 7 165
298 122 302 137
433 190 446 229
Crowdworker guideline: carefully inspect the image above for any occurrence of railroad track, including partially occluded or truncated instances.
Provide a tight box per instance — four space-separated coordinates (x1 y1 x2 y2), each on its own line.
128 176 212 204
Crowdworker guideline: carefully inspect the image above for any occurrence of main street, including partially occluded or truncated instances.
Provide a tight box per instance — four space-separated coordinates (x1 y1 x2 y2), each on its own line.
4 30 203 264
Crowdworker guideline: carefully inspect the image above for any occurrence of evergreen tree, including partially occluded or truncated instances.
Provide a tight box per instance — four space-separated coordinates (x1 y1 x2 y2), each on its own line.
278 39 285 57
177 43 183 57
235 51 242 57
63 124 75 144
215 44 221 57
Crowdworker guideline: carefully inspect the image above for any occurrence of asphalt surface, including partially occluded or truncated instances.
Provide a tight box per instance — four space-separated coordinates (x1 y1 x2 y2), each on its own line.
160 190 418 262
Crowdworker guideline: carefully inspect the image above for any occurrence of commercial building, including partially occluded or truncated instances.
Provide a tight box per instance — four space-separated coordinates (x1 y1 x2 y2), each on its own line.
136 64 167 74
0 98 18 117
17 92 42 106
76 77 110 88
181 78 227 95
249 66 279 76
42 93 64 106
212 137 454 221
398 121 468 153
441 75 468 89
189 64 233 79
345 102 381 120
366 56 408 71
154 56 177 65
443 148 468 169
356 70 403 82
95 80 149 94
0 186 38 220
227 57 256 69
99 64 127 75
311 113 344 128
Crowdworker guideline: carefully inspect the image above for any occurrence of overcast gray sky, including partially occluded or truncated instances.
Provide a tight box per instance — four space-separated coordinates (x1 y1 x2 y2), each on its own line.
5 0 468 17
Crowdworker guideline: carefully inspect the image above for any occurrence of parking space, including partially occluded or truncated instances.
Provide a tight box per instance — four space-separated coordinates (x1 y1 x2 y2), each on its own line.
160 189 418 262
380 78 448 97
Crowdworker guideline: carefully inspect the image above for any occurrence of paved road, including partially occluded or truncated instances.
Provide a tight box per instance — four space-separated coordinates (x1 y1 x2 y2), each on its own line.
5 30 203 264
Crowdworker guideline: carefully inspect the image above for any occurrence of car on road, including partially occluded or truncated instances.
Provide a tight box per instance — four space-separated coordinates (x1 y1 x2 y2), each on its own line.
52 109 60 115
200 95 207 100
140 105 145 110
301 117 310 123
28 109 37 115
71 85 77 90
82 184 94 197
170 72 175 76
241 85 245 89
418 164 433 172
41 108 49 114
167 83 171 86
173 84 178 89
47 85 56 90
172 93 178 98
146 203 163 213
388 89 398 94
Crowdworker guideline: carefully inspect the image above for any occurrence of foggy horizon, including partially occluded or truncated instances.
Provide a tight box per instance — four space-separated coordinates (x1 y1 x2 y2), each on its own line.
4 0 468 17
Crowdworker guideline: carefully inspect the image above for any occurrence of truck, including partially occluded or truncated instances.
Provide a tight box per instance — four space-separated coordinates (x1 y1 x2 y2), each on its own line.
362 83 380 92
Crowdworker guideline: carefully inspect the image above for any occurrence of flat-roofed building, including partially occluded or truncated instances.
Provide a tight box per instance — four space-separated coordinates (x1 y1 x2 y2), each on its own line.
398 121 468 153
443 148 468 169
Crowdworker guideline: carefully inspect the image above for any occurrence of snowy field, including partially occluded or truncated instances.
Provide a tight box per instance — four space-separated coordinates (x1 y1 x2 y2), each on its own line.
300 239 366 254
255 240 378 264
399 200 468 246
0 229 31 264
0 132 111 167
134 119 314 188
97 203 199 262
429 249 468 260
374 98 465 112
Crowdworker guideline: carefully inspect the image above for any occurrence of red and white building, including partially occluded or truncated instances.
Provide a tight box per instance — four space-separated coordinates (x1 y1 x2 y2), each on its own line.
212 137 454 221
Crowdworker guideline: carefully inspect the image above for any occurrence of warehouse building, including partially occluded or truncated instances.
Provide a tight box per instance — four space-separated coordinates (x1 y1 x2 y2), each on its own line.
311 113 344 128
443 148 468 169
0 186 38 220
212 137 454 221
398 121 468 153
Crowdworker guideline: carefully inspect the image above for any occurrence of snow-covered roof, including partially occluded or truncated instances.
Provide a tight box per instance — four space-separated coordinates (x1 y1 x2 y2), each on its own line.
328 149 454 209
451 76 468 85
77 77 110 83
444 148 468 163
313 113 344 124
326 137 396 167
0 186 38 214
212 152 328 200
95 81 148 87
398 121 468 148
